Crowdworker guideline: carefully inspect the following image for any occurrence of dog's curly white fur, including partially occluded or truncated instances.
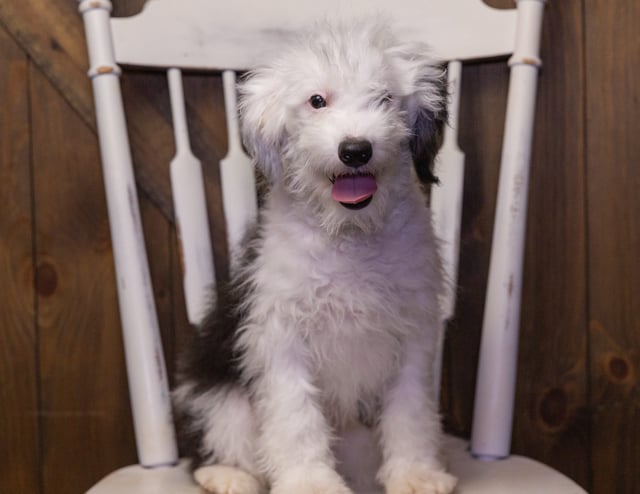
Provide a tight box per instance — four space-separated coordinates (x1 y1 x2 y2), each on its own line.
173 19 456 494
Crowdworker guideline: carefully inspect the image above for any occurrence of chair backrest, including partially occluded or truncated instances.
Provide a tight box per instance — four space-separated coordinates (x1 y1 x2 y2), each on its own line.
78 0 545 469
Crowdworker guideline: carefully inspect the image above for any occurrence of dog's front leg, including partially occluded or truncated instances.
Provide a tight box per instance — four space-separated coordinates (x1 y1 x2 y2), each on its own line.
377 333 457 494
252 343 354 494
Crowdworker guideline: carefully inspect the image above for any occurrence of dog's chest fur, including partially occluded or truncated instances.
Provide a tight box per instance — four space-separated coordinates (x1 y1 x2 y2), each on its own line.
242 187 442 423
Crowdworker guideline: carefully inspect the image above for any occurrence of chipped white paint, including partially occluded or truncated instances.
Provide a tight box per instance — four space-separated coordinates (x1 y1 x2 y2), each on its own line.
78 0 178 468
220 70 258 263
471 0 548 460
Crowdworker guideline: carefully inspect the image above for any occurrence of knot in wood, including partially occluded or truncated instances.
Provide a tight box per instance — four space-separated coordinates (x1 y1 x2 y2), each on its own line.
607 355 631 382
539 387 568 430
36 262 58 297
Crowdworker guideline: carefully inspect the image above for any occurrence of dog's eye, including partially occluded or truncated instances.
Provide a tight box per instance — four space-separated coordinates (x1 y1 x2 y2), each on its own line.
380 92 393 105
309 94 327 109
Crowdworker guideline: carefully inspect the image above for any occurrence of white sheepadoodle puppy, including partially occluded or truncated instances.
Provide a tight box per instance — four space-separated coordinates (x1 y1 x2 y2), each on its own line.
173 18 457 494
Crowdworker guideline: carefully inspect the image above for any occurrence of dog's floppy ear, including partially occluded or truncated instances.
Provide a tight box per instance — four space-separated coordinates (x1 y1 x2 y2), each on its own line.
391 43 448 184
238 68 288 183
409 78 448 184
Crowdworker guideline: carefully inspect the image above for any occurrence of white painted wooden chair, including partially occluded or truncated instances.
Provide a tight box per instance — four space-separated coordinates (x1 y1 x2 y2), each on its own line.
78 0 586 492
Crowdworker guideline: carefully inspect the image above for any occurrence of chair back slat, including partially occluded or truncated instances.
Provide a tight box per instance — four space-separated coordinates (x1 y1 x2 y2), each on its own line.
167 68 216 325
429 60 465 400
431 60 465 323
220 70 258 262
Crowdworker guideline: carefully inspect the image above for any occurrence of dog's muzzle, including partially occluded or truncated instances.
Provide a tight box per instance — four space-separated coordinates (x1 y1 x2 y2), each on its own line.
331 139 377 210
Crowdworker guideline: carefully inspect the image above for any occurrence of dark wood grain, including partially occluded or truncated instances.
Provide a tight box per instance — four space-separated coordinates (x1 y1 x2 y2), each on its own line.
442 59 507 437
483 0 515 8
171 225 195 385
0 0 201 220
585 0 640 491
112 0 147 17
0 26 40 494
30 66 136 493
0 0 95 128
512 0 589 486
140 191 178 378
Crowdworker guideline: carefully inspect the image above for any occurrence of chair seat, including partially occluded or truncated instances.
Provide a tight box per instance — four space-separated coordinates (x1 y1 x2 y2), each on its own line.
444 436 586 493
86 459 200 494
87 435 586 493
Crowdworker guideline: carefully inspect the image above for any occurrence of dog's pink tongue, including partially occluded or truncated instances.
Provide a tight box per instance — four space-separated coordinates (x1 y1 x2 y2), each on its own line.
331 175 377 204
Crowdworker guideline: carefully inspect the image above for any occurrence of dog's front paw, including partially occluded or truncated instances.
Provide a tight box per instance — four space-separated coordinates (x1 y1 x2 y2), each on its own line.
194 464 262 494
382 463 457 494
271 464 354 494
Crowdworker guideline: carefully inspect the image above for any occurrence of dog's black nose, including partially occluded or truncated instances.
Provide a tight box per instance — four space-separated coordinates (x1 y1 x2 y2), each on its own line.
339 139 372 167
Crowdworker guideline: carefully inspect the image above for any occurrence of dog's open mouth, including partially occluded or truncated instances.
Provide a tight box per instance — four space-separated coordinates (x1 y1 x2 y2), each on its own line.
330 173 377 210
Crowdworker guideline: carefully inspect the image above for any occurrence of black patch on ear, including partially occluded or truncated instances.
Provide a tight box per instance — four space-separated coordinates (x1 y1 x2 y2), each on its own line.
410 73 449 184
410 110 447 184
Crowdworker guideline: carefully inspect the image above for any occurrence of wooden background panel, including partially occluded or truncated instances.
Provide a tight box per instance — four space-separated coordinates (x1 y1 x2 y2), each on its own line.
585 0 640 492
512 0 589 486
0 0 207 221
30 66 137 493
0 26 40 494
140 193 177 379
442 59 507 436
0 0 94 121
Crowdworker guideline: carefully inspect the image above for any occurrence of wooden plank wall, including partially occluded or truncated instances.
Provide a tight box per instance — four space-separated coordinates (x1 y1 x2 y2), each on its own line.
0 24 39 493
585 1 640 492
0 0 637 492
